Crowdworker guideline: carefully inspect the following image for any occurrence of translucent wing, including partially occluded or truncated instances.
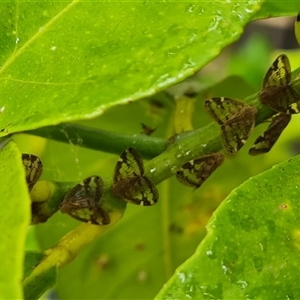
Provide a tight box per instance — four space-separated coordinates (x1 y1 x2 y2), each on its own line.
60 176 110 225
249 113 291 156
259 54 300 114
204 97 247 125
259 86 300 114
112 147 158 206
262 54 291 88
113 176 158 206
64 204 110 225
176 153 224 189
22 154 43 191
113 147 144 182
220 106 257 154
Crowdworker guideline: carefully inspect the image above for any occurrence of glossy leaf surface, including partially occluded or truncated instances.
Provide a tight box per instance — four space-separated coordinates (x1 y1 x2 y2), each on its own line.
156 154 300 299
0 1 263 135
0 141 30 299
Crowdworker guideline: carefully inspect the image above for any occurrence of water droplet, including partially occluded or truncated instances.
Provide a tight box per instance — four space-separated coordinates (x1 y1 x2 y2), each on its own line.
150 167 156 173
206 244 216 259
51 46 57 51
221 265 229 274
0 106 5 113
188 33 198 44
208 16 222 32
185 150 191 156
183 58 196 69
200 283 222 299
164 159 170 167
15 37 19 44
244 7 254 13
171 166 178 173
186 4 195 13
237 280 248 289
178 272 186 283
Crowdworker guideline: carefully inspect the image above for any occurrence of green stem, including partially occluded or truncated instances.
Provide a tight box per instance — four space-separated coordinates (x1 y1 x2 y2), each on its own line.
23 212 123 290
26 123 167 159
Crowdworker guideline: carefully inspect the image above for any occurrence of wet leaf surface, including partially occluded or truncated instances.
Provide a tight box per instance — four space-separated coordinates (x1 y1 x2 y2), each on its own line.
156 154 300 299
0 1 263 135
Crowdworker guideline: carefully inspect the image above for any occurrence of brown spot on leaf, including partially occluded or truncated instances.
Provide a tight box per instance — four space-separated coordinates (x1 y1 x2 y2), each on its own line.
95 254 110 270
135 243 146 251
279 204 288 210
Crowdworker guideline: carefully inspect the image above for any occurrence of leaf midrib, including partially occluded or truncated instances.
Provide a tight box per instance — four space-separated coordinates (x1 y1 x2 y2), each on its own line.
0 1 77 76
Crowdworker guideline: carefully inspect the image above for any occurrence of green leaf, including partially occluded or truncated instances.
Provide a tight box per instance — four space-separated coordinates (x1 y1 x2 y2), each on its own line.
23 251 57 300
256 0 300 18
24 251 45 279
156 154 300 299
0 140 30 299
0 1 264 136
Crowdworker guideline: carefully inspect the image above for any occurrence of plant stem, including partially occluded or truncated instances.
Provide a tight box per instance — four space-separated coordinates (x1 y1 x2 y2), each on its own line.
26 123 167 159
23 212 123 291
